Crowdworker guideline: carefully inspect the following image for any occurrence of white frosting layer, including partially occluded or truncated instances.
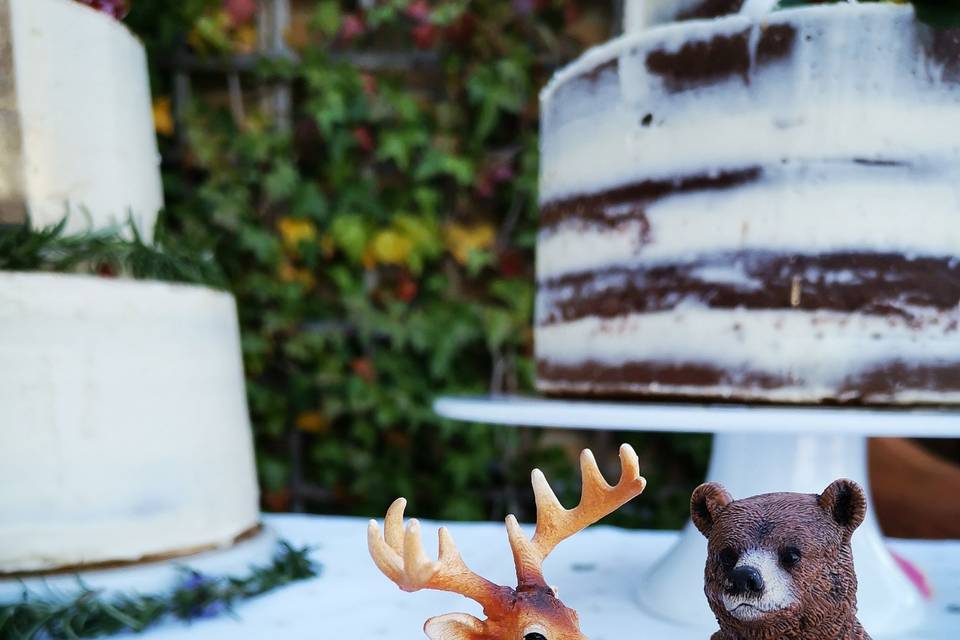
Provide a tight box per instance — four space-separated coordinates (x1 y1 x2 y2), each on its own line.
535 307 960 402
537 164 960 280
0 274 260 572
540 4 960 204
10 0 163 239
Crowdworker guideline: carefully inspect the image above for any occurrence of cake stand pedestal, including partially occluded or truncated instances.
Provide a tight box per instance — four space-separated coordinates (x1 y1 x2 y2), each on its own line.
434 396 960 638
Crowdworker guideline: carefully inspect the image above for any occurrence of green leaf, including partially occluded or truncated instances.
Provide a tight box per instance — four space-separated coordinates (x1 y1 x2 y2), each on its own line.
311 1 342 37
914 0 960 28
330 215 369 263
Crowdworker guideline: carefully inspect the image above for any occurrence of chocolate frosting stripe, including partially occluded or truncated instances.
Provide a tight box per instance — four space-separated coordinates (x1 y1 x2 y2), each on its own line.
538 252 960 325
537 359 960 401
539 167 762 228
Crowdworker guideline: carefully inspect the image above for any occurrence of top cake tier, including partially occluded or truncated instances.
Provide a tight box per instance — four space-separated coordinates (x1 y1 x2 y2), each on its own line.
3 0 163 238
535 4 960 404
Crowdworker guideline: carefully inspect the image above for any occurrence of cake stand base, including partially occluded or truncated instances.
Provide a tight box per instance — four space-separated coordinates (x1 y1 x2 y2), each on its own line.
0 524 279 604
433 396 957 638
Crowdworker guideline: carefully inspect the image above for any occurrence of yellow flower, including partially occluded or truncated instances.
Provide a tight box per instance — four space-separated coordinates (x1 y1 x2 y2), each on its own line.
370 229 413 266
278 260 316 289
278 217 317 252
444 223 495 265
295 411 330 433
152 97 174 137
233 24 258 54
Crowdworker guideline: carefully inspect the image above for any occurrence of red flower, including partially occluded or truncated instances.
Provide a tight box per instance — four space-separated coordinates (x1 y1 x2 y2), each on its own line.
341 13 366 41
411 23 437 49
405 0 431 22
224 0 257 26
352 127 374 152
74 0 128 20
498 248 525 278
352 358 376 383
360 73 378 99
397 275 418 302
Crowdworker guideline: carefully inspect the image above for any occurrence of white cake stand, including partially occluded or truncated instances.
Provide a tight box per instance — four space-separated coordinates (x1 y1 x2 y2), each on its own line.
434 396 960 638
0 526 279 604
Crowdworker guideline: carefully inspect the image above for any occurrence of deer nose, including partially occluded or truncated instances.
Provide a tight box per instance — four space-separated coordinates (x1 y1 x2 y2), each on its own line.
728 566 765 596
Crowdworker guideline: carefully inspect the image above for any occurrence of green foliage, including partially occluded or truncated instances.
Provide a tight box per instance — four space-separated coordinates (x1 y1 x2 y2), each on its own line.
117 0 710 528
0 543 317 639
0 218 225 287
776 0 960 27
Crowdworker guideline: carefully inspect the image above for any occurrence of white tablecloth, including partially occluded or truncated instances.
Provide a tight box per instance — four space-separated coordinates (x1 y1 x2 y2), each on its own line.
122 514 958 639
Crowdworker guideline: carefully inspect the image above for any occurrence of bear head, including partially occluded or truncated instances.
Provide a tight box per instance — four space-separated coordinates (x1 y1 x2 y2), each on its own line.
691 479 867 638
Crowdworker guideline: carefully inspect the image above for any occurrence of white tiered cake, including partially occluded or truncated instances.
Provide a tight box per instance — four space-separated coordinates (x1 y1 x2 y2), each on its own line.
0 0 260 573
536 0 960 404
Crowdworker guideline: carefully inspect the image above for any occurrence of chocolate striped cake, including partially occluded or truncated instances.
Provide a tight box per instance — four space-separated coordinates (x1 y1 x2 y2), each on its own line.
535 1 960 404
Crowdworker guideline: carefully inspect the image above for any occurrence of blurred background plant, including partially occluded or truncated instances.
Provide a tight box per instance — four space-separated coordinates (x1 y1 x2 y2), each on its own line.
113 0 710 528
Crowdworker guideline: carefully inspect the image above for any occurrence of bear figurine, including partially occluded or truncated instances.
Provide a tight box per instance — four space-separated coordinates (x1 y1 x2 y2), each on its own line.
691 479 871 640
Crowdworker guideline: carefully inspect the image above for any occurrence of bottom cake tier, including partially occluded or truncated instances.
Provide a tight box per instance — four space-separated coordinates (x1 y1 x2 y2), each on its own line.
535 306 960 405
0 272 260 573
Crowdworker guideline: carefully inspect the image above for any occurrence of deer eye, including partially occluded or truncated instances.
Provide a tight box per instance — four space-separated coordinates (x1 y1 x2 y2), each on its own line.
524 634 547 640
780 546 802 568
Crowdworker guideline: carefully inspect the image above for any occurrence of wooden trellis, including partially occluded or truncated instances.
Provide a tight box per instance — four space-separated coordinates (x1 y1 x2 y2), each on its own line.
167 0 626 514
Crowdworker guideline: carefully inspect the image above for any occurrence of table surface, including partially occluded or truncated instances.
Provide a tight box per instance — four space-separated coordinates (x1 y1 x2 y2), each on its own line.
111 514 959 640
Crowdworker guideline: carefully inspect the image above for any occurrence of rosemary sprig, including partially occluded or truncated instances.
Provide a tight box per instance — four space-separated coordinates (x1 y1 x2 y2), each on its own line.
0 542 319 639
0 217 226 289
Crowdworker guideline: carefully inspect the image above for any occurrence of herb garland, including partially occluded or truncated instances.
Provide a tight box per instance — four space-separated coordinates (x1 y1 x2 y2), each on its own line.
0 218 226 289
0 542 318 639
776 0 960 28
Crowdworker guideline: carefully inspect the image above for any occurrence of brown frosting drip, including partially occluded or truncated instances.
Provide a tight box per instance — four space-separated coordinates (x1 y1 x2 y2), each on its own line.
646 29 752 91
536 359 960 404
539 167 762 228
538 252 960 324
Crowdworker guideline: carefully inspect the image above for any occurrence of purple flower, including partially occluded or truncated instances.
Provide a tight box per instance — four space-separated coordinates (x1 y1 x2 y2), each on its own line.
513 0 535 16
181 572 209 591
197 600 228 619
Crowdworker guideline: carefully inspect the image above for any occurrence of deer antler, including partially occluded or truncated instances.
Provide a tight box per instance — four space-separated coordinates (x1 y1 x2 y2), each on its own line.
368 498 510 615
507 443 646 586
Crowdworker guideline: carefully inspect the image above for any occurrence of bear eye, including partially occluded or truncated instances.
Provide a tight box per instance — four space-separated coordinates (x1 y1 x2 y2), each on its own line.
719 547 739 571
780 546 802 568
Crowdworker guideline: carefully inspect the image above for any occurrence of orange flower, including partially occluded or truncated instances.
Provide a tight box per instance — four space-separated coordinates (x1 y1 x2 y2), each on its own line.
444 223 495 264
152 97 174 137
278 260 316 289
278 217 317 252
295 411 330 434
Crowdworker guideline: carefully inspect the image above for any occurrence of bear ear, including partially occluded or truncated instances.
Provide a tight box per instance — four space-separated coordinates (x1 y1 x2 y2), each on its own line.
691 482 733 538
818 478 867 537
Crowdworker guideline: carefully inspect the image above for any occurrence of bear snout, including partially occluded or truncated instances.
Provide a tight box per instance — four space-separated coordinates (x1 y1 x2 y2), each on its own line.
720 549 798 621
727 565 765 596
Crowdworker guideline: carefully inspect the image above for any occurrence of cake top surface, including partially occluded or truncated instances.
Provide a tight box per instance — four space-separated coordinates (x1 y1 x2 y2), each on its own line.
542 2 920 103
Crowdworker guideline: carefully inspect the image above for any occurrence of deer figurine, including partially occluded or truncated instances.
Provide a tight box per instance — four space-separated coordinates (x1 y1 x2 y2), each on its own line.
368 444 647 640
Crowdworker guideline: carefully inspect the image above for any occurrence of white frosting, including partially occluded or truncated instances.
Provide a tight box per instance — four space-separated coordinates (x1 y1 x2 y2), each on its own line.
10 0 163 239
535 307 960 402
537 165 960 280
0 274 260 572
